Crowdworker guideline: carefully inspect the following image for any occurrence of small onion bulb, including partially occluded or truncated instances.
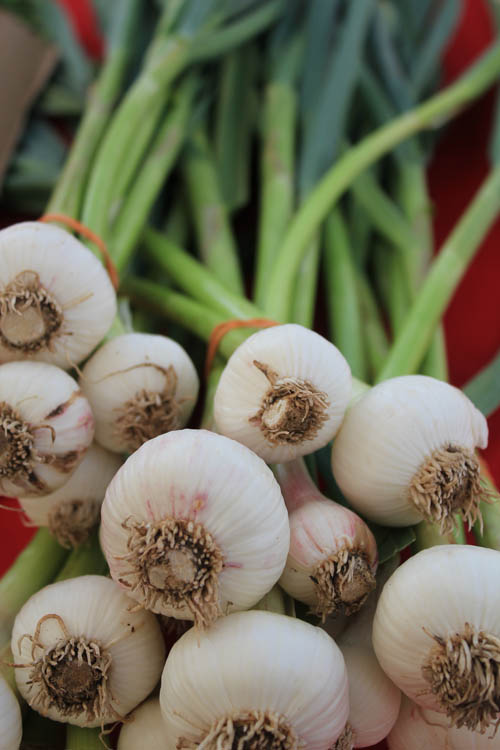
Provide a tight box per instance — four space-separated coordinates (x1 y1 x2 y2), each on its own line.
214 324 352 463
118 698 168 750
0 674 22 750
11 575 165 727
101 429 290 627
0 222 116 368
0 361 94 497
331 375 488 534
19 443 122 547
373 545 500 734
160 610 349 750
388 695 500 749
80 333 199 453
276 459 377 620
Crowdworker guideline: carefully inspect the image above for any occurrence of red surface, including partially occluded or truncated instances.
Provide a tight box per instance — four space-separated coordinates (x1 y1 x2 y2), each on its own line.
1 1 499 748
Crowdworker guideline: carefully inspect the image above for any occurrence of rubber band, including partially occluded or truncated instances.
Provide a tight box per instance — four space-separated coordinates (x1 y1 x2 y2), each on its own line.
39 213 119 291
205 318 279 378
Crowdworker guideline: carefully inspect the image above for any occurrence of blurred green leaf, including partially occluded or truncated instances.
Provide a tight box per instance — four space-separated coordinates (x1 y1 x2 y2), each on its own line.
463 349 500 417
411 0 460 98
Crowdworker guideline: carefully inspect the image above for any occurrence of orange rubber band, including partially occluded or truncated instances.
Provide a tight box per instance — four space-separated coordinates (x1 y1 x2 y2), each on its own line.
39 213 120 291
205 318 279 378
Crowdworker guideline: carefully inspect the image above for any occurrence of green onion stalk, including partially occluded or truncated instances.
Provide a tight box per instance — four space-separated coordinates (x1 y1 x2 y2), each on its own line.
81 0 285 246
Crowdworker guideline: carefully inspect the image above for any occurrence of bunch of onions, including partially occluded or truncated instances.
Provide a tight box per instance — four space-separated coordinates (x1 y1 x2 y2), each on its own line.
0 222 116 368
0 674 21 750
331 376 488 534
11 575 165 727
214 324 352 463
159 610 349 749
0 361 94 497
372 545 500 733
80 332 199 453
117 697 167 750
331 560 401 748
275 458 378 620
18 444 122 548
100 429 290 627
388 696 500 749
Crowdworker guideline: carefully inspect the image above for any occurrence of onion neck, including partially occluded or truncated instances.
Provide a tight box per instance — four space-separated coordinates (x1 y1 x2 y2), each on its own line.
274 457 323 513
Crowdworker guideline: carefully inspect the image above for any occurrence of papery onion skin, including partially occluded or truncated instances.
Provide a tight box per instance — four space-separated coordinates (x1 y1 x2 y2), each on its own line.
160 610 349 750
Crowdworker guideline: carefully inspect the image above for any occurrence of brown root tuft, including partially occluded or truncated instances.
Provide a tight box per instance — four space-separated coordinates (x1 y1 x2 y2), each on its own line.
422 622 500 733
311 549 375 621
118 516 224 628
177 709 298 749
409 445 487 535
330 723 354 750
249 361 329 446
48 499 100 548
114 365 184 451
15 614 120 724
0 271 62 353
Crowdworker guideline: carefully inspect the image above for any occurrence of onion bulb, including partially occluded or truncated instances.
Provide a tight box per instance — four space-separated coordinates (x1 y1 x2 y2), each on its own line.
0 674 21 750
101 429 290 627
214 324 352 463
0 222 116 368
11 575 165 727
331 375 488 534
373 545 500 734
160 610 349 749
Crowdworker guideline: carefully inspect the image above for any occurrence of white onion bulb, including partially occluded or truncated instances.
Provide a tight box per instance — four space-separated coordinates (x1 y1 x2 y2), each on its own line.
11 575 165 727
19 443 122 547
373 545 500 734
276 459 378 620
0 361 94 497
118 698 168 749
214 324 352 463
160 610 349 749
0 222 116 368
0 674 21 750
388 695 500 749
80 333 199 453
331 375 488 533
101 429 290 627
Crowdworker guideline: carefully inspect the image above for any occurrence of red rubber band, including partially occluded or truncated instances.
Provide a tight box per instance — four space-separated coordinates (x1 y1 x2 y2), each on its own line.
39 213 119 291
205 318 279 378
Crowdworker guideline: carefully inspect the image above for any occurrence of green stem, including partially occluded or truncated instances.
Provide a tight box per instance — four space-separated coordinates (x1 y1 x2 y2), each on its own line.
265 41 500 321
189 0 284 63
143 227 259 319
412 518 466 552
356 272 389 381
164 194 190 247
182 123 244 293
21 709 65 750
0 529 68 646
46 0 141 218
214 43 256 211
82 33 191 241
377 163 500 381
474 472 500 550
289 237 320 327
324 210 367 379
111 74 197 273
254 80 297 309
54 529 107 583
65 725 102 750
254 585 295 616
201 360 225 429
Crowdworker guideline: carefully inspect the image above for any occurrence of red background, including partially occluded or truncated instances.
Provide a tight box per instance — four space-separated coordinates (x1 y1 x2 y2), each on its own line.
1 1 500 748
